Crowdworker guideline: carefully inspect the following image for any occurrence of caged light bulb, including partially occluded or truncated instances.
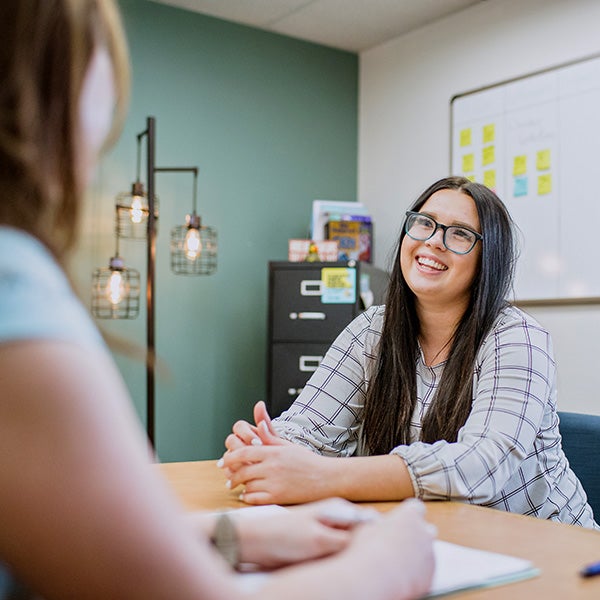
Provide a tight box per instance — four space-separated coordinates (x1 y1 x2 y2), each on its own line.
184 227 202 260
130 195 144 224
106 270 127 305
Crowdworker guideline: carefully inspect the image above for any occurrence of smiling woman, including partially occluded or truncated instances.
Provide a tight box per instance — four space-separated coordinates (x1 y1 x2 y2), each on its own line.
222 176 599 531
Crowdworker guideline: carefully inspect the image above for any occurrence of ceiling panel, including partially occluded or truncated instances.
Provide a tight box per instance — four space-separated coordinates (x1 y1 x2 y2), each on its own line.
147 0 310 27
148 0 488 52
270 0 485 52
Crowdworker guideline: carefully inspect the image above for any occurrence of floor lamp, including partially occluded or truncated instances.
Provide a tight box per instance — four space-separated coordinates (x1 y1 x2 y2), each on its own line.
92 116 217 449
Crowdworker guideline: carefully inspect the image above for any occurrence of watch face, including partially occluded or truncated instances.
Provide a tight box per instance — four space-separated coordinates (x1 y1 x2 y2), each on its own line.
211 513 239 568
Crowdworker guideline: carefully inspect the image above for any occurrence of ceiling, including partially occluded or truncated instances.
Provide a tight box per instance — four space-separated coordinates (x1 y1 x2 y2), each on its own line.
148 0 488 53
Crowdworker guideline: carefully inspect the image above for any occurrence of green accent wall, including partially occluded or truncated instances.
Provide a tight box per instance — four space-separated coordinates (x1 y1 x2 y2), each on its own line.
80 0 358 461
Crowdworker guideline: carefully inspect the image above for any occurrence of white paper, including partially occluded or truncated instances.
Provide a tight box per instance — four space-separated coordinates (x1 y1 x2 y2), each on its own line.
427 540 538 597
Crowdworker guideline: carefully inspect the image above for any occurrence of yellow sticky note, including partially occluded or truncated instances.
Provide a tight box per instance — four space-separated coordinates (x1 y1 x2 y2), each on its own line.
460 128 472 147
483 124 495 144
321 267 356 304
466 174 476 182
483 169 496 190
536 149 551 171
462 153 475 173
538 174 552 195
482 145 495 166
513 155 527 176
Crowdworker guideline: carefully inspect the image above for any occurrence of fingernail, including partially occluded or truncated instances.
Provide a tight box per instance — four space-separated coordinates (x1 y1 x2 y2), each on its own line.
403 498 425 513
251 437 263 446
216 458 224 468
225 479 232 489
239 492 245 501
357 508 380 523
320 505 379 525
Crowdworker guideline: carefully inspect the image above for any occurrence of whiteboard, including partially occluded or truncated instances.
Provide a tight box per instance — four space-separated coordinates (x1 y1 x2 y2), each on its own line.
450 54 600 303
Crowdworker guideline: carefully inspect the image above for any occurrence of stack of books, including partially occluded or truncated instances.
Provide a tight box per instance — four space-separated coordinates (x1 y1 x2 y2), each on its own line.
311 200 373 263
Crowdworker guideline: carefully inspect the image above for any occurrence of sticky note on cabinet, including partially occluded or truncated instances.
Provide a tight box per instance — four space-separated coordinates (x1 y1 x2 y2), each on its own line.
482 145 495 166
513 155 527 176
321 268 356 304
482 124 495 144
483 169 496 189
536 149 551 171
460 128 472 147
462 153 475 173
538 174 552 195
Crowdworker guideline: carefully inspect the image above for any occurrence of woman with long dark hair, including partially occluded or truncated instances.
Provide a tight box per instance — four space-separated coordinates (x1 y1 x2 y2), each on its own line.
224 176 598 529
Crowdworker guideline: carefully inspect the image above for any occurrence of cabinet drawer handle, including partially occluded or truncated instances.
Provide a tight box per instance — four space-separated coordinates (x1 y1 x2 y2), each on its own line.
300 279 323 296
288 311 326 321
299 355 323 372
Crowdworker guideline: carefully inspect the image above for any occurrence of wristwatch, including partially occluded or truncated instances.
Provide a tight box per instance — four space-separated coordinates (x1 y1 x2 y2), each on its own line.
210 513 239 569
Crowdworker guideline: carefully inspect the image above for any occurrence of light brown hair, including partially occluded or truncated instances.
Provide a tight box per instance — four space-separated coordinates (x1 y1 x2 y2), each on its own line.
0 0 130 261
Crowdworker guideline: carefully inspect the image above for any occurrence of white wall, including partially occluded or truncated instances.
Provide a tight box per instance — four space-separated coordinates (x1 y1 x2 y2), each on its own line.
358 0 600 415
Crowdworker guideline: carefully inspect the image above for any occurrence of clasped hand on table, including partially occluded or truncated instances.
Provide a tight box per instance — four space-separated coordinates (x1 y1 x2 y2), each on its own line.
219 400 333 505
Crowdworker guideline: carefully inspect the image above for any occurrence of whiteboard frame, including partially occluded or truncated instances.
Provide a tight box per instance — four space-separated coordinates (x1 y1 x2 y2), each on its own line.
450 53 600 307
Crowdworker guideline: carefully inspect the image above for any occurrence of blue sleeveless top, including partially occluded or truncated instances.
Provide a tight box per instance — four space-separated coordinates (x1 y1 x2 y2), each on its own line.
0 227 104 598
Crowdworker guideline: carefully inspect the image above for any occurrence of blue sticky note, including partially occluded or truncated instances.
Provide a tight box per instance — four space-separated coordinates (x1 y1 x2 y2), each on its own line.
514 176 528 197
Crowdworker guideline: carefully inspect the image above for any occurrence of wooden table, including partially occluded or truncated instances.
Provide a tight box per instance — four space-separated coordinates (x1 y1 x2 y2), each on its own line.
160 460 600 599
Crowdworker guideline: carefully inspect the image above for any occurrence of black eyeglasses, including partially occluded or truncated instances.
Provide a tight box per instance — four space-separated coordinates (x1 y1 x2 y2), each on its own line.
404 211 483 255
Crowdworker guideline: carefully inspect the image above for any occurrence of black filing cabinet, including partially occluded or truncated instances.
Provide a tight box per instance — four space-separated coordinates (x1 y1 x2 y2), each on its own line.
267 261 362 417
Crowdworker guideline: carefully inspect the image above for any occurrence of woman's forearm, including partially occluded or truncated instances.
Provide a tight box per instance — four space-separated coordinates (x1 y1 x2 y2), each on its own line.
318 454 415 502
223 444 415 505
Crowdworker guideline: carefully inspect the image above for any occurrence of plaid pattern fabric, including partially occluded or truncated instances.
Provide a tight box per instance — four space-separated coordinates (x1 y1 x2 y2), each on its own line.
274 304 598 528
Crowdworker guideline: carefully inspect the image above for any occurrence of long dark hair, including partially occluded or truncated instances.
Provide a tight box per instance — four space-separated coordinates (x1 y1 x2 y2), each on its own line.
362 176 516 454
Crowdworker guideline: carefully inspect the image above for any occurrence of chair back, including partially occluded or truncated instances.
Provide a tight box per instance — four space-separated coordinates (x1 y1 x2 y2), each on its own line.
557 411 600 519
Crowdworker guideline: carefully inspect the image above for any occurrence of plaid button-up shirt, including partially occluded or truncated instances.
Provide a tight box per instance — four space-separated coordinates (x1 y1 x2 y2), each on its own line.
274 304 597 529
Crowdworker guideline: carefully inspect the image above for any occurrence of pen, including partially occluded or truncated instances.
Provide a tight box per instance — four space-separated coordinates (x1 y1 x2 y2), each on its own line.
580 561 600 578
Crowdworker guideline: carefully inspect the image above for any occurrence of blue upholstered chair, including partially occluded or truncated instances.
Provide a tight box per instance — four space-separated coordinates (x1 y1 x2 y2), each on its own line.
557 411 600 519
